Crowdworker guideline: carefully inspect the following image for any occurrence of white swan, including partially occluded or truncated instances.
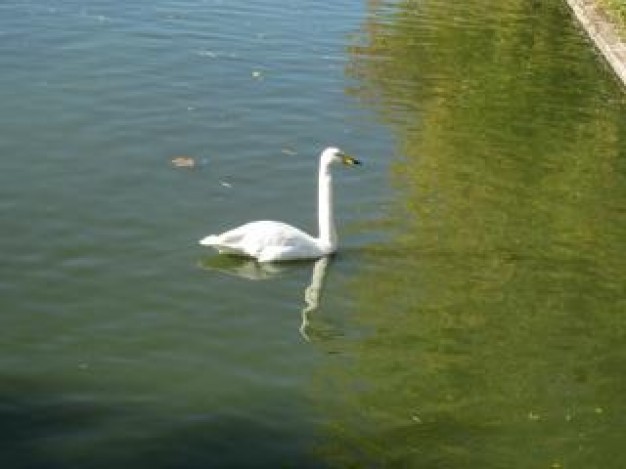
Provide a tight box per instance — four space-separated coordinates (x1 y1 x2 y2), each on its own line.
199 147 361 262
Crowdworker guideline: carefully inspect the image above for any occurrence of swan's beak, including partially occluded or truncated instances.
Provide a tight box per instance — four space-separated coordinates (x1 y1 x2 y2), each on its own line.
340 153 361 166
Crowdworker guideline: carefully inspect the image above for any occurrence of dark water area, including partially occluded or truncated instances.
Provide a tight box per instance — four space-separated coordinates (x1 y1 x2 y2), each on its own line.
0 0 624 467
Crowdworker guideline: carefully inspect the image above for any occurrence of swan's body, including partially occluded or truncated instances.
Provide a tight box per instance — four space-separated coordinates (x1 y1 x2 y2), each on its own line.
200 221 324 262
199 147 360 262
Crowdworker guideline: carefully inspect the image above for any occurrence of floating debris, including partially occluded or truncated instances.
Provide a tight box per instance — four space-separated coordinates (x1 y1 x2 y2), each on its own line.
528 411 541 421
196 50 217 58
171 156 197 168
281 148 298 156
252 70 263 80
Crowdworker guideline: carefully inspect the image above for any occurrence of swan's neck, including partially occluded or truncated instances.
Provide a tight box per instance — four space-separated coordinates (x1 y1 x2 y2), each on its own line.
317 163 337 252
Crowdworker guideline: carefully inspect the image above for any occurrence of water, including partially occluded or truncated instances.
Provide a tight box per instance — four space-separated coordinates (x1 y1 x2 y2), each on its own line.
0 1 624 467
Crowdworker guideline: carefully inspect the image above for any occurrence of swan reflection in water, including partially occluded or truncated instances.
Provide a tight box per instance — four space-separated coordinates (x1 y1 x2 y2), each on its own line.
198 255 330 341
198 254 287 281
299 256 329 341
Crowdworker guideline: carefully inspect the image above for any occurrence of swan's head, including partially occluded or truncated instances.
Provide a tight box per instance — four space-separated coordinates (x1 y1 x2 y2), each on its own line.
321 147 361 167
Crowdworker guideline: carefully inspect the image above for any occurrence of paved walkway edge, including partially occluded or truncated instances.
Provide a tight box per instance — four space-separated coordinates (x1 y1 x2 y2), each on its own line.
566 0 626 87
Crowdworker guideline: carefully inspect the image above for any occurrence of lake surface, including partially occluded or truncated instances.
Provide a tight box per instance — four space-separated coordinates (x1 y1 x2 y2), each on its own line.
1 0 624 467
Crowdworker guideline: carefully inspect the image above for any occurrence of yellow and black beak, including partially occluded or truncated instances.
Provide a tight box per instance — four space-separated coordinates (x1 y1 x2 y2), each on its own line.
339 153 362 166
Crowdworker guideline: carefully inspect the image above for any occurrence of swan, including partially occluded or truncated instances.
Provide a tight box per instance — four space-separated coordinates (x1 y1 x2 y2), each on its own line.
199 147 361 262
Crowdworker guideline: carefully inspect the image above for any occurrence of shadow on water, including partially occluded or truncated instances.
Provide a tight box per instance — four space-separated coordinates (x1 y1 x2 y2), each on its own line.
0 375 327 469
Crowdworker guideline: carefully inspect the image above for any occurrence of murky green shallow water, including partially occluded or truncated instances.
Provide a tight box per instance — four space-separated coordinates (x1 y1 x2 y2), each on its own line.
1 0 624 467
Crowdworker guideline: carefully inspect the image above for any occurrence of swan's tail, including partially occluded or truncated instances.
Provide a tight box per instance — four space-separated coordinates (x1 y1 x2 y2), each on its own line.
199 235 247 256
199 235 219 246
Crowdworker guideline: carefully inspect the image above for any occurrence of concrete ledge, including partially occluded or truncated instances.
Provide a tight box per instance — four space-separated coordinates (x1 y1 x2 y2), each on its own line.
566 0 626 86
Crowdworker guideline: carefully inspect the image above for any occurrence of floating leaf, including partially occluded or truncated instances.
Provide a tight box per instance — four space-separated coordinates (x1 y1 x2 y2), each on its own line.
171 156 197 168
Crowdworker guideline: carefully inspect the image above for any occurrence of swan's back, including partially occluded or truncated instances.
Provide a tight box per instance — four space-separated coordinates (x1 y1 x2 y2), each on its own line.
200 220 328 262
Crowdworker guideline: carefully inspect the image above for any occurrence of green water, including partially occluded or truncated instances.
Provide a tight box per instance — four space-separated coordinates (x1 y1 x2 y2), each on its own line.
313 1 626 468
1 0 624 468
